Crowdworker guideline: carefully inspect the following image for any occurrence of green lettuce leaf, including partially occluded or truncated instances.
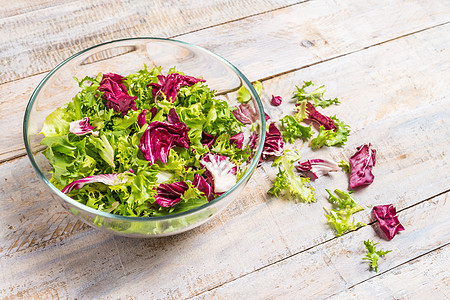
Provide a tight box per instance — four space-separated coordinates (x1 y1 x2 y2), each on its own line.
40 107 73 137
311 116 351 149
293 81 340 108
211 133 252 164
88 133 116 169
237 81 262 103
325 209 366 236
338 160 351 173
269 150 315 203
363 240 392 272
326 189 364 214
280 115 313 143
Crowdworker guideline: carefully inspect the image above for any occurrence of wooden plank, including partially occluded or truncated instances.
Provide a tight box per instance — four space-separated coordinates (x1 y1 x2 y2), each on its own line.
1 0 450 162
193 193 449 299
0 0 300 84
2 21 449 258
327 245 450 299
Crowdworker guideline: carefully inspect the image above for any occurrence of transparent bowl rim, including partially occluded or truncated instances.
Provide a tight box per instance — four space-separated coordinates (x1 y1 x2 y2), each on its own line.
23 37 267 222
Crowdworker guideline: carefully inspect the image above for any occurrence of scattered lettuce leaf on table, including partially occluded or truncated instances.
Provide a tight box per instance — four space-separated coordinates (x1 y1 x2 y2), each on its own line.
311 116 351 149
296 158 340 179
372 204 405 240
349 143 377 189
280 115 313 143
324 189 365 236
362 240 391 272
293 81 340 108
269 150 316 203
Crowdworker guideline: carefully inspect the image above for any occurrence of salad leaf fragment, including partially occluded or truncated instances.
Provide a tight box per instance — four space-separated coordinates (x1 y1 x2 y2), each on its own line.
137 109 147 127
324 189 365 236
271 95 282 106
338 160 351 173
139 109 190 165
98 73 137 115
261 123 284 161
69 117 97 135
306 102 336 131
372 204 404 240
155 181 189 208
280 115 312 143
201 132 217 148
326 189 364 214
296 158 340 179
193 174 214 201
269 150 315 203
230 132 244 149
237 81 262 103
200 153 237 193
232 104 258 125
310 116 351 149
325 209 365 237
148 72 205 102
61 169 134 194
362 240 391 272
349 143 376 188
293 81 340 108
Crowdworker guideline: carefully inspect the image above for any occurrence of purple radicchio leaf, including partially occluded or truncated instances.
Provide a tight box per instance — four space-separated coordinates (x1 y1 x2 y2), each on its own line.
249 131 259 150
349 143 376 189
155 181 189 208
230 132 244 149
261 123 284 161
232 104 258 124
271 95 283 106
306 102 336 131
167 107 181 124
372 204 405 240
98 73 137 115
69 117 97 135
61 169 134 194
296 158 340 179
201 132 217 148
137 109 147 127
139 109 189 165
200 153 237 193
193 174 214 201
148 73 205 102
265 112 271 121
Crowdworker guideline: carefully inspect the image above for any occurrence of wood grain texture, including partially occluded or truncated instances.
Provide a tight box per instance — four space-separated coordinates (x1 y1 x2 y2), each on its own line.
180 0 450 82
0 22 449 298
1 0 449 162
1 0 449 298
3 20 449 257
327 245 450 299
193 193 450 299
0 158 89 257
0 0 300 84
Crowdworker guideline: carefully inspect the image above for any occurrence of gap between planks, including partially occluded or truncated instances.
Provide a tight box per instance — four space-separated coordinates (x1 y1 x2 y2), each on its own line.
188 190 450 298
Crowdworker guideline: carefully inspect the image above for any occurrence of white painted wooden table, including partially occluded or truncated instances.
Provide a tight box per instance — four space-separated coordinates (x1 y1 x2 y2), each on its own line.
1 1 449 298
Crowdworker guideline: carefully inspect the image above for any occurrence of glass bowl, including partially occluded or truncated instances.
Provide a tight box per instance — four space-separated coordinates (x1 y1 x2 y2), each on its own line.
23 38 266 237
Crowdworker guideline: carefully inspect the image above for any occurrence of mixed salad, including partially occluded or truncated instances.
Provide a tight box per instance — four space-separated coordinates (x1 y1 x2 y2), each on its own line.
40 66 262 217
